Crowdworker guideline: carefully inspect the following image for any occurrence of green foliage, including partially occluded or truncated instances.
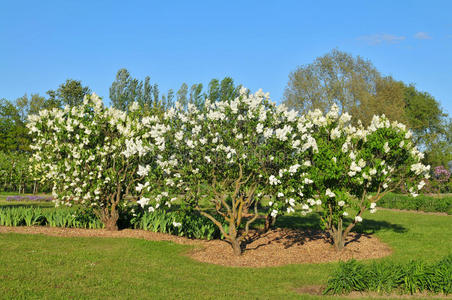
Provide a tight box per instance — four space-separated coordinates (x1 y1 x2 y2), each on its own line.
0 206 104 229
0 204 219 239
109 68 165 111
0 99 30 152
131 208 220 240
0 151 39 193
378 193 452 214
283 49 406 126
324 255 452 295
46 79 91 107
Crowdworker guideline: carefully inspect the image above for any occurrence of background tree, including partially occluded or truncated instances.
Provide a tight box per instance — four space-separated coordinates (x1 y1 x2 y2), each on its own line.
47 79 91 107
402 85 450 166
283 49 406 125
176 83 188 109
0 99 29 152
109 69 143 111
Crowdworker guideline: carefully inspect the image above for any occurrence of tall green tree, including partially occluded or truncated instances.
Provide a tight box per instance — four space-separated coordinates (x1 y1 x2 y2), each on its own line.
47 79 91 107
0 99 29 152
176 83 188 109
15 93 57 120
403 85 451 166
283 49 406 125
109 69 143 111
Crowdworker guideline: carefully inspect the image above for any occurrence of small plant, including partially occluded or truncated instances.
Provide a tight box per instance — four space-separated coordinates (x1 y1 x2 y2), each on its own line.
131 208 220 240
324 255 452 295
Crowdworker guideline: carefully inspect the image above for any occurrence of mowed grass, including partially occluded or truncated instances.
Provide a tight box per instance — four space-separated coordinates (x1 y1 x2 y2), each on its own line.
0 210 451 299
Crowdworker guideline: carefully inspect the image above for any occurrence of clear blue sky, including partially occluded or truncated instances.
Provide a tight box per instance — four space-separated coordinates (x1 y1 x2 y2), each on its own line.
1 0 451 115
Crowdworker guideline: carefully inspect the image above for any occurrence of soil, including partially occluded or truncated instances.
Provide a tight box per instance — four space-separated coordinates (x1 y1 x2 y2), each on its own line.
295 285 452 299
0 226 392 267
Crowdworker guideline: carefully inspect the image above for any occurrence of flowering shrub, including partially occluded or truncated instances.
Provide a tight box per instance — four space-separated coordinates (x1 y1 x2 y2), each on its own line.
27 94 163 230
429 165 451 193
273 105 430 249
28 88 430 254
138 88 307 255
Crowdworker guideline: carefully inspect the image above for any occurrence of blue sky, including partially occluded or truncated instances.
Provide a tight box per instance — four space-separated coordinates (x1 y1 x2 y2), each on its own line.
1 0 451 115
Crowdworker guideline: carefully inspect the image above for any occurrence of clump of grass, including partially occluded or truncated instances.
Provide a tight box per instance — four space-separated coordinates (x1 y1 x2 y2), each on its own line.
324 255 452 295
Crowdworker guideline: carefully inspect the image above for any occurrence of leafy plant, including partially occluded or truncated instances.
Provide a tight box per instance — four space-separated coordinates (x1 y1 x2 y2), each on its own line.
324 255 452 295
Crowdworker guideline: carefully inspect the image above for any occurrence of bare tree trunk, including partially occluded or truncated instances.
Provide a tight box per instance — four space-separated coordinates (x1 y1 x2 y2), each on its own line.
264 214 276 232
99 206 119 231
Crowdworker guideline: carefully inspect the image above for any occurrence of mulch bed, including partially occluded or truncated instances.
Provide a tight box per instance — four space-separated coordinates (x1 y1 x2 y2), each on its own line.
0 226 392 267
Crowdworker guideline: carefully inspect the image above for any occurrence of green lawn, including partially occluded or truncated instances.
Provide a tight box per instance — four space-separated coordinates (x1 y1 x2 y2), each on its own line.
0 210 451 299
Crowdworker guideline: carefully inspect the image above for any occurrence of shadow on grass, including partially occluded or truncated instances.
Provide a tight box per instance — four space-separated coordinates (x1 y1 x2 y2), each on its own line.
250 213 407 250
355 219 407 235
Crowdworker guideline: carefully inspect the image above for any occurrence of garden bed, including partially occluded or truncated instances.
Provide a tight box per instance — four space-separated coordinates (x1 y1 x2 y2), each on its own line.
0 226 391 267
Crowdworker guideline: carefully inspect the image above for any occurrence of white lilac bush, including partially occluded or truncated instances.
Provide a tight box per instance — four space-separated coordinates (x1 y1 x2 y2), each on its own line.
138 88 311 255
27 94 165 230
273 104 430 249
28 88 429 254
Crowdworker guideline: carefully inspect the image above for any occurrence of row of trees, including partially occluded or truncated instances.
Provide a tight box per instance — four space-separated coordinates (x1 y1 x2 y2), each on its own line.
2 50 449 169
29 91 428 255
0 73 240 193
284 49 451 167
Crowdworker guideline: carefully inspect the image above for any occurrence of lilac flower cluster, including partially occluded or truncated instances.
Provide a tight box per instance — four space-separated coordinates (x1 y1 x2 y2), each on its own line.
434 166 451 182
6 195 53 202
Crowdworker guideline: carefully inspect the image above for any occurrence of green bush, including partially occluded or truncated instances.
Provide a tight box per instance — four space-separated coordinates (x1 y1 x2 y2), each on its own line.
324 255 452 295
0 206 220 240
378 193 452 214
131 208 221 240
0 207 103 229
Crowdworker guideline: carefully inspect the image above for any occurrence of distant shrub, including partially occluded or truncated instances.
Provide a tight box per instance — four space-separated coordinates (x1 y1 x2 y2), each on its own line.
378 193 452 214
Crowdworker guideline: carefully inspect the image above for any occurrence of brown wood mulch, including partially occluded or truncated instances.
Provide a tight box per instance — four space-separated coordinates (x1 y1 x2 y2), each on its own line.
0 226 391 267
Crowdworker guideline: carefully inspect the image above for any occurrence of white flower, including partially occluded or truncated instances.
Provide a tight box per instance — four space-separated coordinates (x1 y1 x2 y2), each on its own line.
269 175 281 185
325 189 335 198
417 180 425 190
137 197 150 208
370 202 376 209
172 221 182 227
129 101 139 112
343 211 349 216
338 200 345 207
355 216 363 222
137 165 150 177
303 178 313 184
315 199 322 206
256 123 264 134
270 209 278 218
277 192 284 197
383 142 390 153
